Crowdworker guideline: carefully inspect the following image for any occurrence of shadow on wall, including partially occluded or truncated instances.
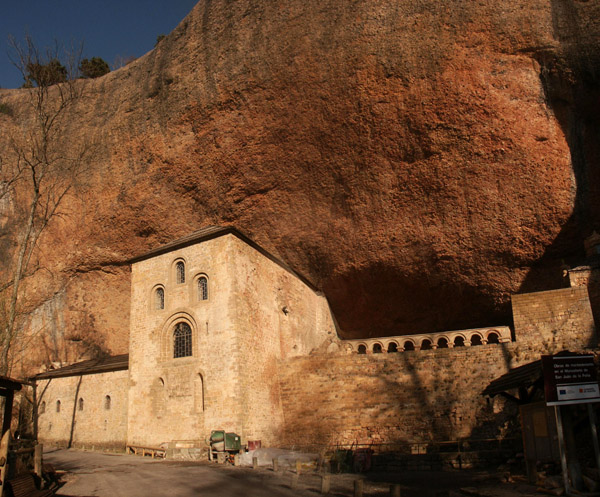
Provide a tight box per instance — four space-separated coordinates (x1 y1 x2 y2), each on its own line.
35 375 82 449
279 342 518 450
383 343 519 443
68 376 83 449
518 0 600 296
326 262 511 339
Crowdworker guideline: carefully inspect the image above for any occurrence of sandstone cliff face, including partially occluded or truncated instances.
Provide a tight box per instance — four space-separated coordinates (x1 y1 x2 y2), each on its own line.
0 0 598 363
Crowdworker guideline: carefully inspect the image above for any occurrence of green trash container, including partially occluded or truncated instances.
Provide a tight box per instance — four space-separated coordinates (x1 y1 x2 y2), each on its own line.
224 432 242 452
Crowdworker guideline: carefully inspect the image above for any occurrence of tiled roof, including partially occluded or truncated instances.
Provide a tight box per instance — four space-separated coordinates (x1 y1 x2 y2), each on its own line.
128 226 229 262
33 354 129 380
128 225 319 291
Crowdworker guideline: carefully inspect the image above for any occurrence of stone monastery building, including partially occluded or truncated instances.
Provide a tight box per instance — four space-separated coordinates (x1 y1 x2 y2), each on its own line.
34 227 600 452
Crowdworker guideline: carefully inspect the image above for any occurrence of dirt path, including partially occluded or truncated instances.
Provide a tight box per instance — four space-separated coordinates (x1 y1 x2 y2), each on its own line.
45 449 538 497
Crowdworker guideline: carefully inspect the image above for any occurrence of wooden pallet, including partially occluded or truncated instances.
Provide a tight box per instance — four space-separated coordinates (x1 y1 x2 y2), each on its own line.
126 445 166 459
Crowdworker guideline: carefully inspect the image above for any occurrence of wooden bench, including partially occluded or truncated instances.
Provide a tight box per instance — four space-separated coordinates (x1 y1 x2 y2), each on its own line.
5 473 54 497
126 445 166 459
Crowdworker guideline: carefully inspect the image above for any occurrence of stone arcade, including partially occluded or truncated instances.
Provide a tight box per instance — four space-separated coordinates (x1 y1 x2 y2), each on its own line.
34 227 599 452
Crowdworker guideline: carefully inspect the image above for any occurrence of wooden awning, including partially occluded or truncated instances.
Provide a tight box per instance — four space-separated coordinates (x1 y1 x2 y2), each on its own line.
482 360 542 397
0 376 25 393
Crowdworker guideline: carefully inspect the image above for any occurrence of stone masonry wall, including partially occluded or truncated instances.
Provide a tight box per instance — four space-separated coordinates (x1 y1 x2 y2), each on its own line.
511 287 597 356
38 256 598 450
127 233 336 448
37 370 128 449
569 267 600 337
279 343 518 446
225 236 337 445
127 235 243 447
277 287 598 447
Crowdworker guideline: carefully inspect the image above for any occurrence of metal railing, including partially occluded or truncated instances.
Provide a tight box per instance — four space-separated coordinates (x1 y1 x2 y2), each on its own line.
284 437 520 456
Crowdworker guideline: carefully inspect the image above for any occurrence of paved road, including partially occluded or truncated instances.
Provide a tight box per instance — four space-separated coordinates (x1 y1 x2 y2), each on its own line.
45 449 538 497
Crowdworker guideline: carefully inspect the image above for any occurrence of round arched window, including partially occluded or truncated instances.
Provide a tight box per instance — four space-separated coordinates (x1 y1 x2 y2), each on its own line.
198 277 208 301
174 322 192 358
155 287 165 310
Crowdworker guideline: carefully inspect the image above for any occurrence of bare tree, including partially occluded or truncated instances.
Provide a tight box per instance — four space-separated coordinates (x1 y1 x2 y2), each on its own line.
0 36 91 375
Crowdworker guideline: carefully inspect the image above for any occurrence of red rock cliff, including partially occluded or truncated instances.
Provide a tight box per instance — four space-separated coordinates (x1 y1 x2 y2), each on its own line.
0 0 598 361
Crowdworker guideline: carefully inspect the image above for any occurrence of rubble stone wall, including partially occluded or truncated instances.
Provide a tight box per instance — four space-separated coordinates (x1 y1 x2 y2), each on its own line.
277 287 597 447
569 268 600 336
278 343 517 446
512 287 597 353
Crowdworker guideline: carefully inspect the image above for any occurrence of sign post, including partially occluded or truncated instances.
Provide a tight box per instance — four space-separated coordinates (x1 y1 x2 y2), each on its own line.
542 354 600 406
542 353 600 495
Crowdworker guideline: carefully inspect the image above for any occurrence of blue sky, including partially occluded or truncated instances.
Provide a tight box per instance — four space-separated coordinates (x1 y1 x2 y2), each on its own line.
0 0 199 88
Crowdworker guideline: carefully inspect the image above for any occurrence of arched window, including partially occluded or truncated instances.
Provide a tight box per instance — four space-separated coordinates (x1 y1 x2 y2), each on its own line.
437 337 448 348
174 322 192 358
454 336 465 347
421 339 432 350
471 334 482 346
56 400 61 413
78 398 84 411
176 261 185 284
155 287 165 310
39 401 46 414
404 341 415 351
373 343 382 354
487 332 499 344
387 342 398 353
198 276 208 301
104 395 111 410
357 344 367 354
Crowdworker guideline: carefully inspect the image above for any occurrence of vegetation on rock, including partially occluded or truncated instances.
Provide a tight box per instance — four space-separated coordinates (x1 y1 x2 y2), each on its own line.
21 59 67 88
0 102 12 116
0 37 92 374
79 57 110 79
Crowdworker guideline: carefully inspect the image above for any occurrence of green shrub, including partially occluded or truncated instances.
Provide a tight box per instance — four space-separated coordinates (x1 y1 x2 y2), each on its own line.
0 102 13 116
79 57 110 79
25 59 67 87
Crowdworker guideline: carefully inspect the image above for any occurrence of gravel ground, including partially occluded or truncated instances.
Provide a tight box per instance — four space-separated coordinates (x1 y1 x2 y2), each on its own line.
45 449 540 497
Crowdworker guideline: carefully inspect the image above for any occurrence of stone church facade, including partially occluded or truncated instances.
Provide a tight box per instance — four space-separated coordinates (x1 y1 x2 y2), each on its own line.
34 227 600 451
36 226 338 449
